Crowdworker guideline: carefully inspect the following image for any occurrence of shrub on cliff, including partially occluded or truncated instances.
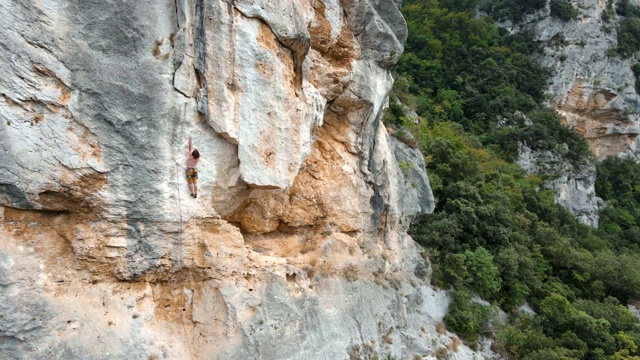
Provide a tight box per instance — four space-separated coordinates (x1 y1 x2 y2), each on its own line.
549 0 578 21
480 0 546 22
617 16 640 58
596 157 640 254
615 0 640 58
444 290 497 343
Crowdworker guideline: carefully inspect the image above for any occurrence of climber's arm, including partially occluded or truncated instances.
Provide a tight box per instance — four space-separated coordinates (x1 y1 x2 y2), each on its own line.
188 136 192 154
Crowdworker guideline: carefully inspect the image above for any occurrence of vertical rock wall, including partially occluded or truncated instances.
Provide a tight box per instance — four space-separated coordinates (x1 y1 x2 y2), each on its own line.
0 1 475 359
503 0 640 226
517 145 601 227
508 0 640 159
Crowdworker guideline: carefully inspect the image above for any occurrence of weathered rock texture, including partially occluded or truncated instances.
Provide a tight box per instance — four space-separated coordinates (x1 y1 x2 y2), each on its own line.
517 144 601 227
500 0 640 226
506 0 640 159
0 1 488 359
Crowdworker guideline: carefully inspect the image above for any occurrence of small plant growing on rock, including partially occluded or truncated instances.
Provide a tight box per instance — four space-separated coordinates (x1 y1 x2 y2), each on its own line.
447 336 461 352
343 264 358 282
381 328 395 345
153 39 163 57
434 347 449 360
398 160 414 177
395 127 419 148
550 0 579 21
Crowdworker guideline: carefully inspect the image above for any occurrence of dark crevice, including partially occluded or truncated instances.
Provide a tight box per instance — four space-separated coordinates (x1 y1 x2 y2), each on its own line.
174 0 179 29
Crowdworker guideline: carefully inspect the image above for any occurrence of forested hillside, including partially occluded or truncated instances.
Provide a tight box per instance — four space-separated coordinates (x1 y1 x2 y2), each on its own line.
390 0 640 358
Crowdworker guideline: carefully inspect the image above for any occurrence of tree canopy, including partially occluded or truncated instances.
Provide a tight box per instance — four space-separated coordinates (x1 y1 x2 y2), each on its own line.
389 1 640 358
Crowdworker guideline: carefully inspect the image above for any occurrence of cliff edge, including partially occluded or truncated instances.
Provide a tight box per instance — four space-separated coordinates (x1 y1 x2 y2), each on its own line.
0 1 480 359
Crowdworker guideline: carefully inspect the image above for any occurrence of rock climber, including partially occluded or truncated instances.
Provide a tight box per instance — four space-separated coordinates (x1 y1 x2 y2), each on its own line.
186 136 200 198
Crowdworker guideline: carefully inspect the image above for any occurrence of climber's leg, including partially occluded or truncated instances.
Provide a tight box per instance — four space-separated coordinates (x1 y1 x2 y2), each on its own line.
186 168 198 198
186 168 195 197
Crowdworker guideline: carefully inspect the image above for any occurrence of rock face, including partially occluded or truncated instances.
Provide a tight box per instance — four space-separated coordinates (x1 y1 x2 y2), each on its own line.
517 145 601 227
502 0 640 226
0 1 481 359
508 0 640 159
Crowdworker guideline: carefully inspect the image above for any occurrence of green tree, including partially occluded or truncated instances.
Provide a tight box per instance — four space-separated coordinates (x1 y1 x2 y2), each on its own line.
538 294 616 355
481 0 547 22
618 17 640 57
464 246 502 299
444 290 496 342
549 0 579 21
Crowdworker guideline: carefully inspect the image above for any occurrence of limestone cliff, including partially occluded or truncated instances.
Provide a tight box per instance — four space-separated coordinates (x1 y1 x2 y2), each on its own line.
0 1 487 359
500 0 640 226
504 0 640 159
517 144 601 227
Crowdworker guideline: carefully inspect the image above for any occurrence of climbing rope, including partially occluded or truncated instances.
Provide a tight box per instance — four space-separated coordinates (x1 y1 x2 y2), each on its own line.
174 162 195 360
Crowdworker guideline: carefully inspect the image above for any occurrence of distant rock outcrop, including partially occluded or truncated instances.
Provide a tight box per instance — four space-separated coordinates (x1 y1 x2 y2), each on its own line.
510 0 640 159
518 144 601 227
504 0 640 226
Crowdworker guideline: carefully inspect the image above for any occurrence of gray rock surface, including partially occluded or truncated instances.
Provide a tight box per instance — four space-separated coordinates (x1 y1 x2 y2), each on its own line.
342 0 408 67
0 1 485 359
518 144 601 227
502 0 640 226
629 304 640 322
0 228 492 359
392 137 436 218
510 0 640 159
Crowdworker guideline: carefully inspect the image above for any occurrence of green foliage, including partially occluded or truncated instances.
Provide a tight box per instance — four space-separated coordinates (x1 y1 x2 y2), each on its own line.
549 0 579 21
398 0 590 162
480 0 546 22
519 108 592 162
614 0 640 58
603 0 615 23
596 157 640 253
538 294 615 354
574 297 640 334
501 30 543 56
432 245 502 300
617 17 640 58
444 290 496 342
495 295 640 359
616 0 640 17
383 94 411 128
399 0 640 357
464 247 502 299
591 252 640 303
521 349 563 360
